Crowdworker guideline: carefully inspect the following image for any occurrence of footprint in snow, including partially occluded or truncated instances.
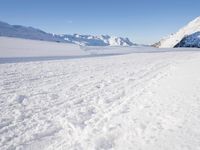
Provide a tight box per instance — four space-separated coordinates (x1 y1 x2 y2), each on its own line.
15 95 28 105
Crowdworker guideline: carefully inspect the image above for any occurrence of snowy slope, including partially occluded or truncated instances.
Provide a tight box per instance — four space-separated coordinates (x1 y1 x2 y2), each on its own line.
0 21 63 42
0 21 134 46
175 32 200 48
155 16 200 48
0 37 146 59
1 49 200 150
0 37 87 58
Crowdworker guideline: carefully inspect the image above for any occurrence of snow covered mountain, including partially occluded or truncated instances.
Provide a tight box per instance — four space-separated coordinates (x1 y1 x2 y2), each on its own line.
0 21 134 46
0 21 62 42
154 16 200 48
175 32 200 48
60 34 134 46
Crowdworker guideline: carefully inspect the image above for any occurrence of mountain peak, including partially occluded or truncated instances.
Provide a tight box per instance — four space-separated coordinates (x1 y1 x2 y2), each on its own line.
155 16 200 48
0 21 134 46
190 16 200 24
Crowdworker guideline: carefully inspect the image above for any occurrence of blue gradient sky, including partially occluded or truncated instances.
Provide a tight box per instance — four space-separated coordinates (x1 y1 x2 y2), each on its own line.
0 0 200 44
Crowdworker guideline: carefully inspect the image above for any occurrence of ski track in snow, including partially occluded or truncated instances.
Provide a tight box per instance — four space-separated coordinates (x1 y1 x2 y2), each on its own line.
0 51 200 150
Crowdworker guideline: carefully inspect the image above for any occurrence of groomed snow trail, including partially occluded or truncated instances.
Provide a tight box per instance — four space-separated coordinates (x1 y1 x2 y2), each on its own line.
0 51 200 150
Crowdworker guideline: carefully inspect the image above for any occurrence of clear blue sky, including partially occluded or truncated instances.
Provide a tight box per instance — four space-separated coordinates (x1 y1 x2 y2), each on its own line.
0 0 200 44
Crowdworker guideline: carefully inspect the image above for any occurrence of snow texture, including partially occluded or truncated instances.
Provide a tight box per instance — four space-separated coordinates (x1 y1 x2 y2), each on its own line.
1 44 200 149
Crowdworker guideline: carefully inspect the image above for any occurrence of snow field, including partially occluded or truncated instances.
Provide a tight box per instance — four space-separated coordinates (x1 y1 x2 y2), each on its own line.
0 51 200 149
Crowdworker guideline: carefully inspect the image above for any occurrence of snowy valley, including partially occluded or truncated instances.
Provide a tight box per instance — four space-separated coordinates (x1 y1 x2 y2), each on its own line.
1 47 200 150
1 16 200 150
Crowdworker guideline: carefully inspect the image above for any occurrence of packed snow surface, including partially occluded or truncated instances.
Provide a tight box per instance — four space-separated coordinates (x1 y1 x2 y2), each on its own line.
1 46 200 150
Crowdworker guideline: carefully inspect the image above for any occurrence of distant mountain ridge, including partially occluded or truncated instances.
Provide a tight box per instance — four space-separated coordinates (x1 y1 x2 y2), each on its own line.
154 16 200 48
0 21 134 46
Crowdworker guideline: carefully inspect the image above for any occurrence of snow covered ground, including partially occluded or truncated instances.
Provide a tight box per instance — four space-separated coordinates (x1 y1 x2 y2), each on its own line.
1 46 200 150
0 36 139 60
0 37 87 58
0 36 154 63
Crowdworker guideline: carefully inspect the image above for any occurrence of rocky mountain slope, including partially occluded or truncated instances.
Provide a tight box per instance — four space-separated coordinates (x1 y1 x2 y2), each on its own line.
175 31 200 48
